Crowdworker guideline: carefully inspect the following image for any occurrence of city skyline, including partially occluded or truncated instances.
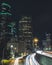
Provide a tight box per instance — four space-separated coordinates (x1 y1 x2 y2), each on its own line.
0 0 52 38
18 16 33 53
0 2 33 57
0 1 52 62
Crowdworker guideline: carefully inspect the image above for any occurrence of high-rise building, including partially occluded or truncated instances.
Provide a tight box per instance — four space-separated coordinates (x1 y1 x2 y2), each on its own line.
0 2 12 38
0 2 12 59
18 16 33 54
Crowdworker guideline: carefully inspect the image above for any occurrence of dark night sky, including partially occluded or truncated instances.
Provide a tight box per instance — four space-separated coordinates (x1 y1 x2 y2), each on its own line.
1 0 52 38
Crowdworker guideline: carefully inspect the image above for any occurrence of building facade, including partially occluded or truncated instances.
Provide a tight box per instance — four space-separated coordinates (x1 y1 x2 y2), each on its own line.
0 3 12 37
0 2 12 59
18 16 33 54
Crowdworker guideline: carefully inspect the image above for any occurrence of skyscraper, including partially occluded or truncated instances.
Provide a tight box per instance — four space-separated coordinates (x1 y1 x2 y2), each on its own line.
18 16 33 54
0 2 12 59
0 2 12 38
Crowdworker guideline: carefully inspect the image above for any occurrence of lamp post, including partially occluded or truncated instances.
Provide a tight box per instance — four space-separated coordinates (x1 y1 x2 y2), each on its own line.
10 45 15 58
33 38 39 51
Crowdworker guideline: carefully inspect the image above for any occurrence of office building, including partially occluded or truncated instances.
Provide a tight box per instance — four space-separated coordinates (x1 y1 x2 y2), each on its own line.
18 16 33 54
0 2 12 37
0 2 12 59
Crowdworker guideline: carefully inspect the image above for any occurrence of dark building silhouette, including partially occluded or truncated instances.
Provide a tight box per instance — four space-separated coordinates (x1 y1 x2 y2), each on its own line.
42 33 52 51
0 2 12 59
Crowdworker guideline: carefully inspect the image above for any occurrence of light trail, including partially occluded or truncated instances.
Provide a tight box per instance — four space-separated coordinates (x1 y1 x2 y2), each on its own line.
14 56 23 65
25 55 30 65
25 53 40 65
14 53 40 65
30 53 40 65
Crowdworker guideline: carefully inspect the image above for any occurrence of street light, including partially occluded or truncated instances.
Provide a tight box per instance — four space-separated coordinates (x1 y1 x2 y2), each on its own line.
11 45 13 48
10 45 15 58
33 38 39 51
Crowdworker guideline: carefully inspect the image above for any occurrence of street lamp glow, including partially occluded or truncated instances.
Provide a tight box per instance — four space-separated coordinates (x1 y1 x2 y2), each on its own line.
14 47 16 50
33 38 39 49
11 45 13 48
33 38 39 43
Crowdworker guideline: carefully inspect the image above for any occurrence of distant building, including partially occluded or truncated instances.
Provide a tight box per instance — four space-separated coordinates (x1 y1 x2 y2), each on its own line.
46 33 51 50
42 40 47 50
18 16 33 54
42 33 51 51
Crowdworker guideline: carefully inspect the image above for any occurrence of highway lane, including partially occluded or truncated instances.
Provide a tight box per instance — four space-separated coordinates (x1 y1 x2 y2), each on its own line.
25 53 40 65
9 56 25 65
25 55 30 65
10 53 40 65
1 51 52 65
14 56 25 65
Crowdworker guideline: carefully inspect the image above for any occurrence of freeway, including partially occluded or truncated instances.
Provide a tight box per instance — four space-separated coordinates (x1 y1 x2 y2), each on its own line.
8 50 52 65
13 53 40 65
25 53 40 65
10 51 52 65
14 56 25 65
36 50 52 58
1 51 52 65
